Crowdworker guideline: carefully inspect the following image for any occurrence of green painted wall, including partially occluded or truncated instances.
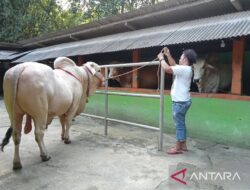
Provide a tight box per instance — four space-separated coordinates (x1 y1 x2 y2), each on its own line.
85 93 250 148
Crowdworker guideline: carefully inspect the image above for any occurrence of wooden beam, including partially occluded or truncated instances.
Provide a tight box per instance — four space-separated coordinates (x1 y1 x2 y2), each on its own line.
231 37 245 95
69 34 80 41
124 22 137 30
132 50 140 88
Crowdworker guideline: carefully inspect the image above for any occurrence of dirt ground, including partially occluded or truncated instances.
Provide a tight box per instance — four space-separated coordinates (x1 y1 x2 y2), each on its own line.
0 99 250 190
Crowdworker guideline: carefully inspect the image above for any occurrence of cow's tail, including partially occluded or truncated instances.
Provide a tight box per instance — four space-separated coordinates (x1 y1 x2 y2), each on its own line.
1 65 25 152
0 127 13 152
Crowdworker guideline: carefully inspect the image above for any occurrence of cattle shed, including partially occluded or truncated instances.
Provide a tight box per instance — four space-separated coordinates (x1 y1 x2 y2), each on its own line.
1 0 250 148
0 43 29 94
11 1 250 97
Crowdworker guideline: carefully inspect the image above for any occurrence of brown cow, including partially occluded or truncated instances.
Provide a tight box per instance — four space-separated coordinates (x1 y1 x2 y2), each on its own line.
108 64 172 89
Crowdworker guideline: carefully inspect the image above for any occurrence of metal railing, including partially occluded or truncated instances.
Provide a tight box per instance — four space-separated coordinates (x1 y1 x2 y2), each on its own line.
80 61 165 151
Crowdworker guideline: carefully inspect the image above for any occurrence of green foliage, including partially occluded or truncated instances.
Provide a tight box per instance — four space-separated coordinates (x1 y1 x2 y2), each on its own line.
0 0 162 43
0 0 84 42
80 0 161 21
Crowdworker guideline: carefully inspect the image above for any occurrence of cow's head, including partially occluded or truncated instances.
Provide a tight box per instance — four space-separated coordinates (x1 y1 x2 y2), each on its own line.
84 62 104 95
108 67 120 81
193 59 216 92
108 61 121 81
193 59 204 81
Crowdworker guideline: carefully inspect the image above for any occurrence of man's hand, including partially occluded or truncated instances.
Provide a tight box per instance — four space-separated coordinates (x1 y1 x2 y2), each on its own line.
162 47 176 66
158 51 173 74
158 52 164 61
163 47 171 57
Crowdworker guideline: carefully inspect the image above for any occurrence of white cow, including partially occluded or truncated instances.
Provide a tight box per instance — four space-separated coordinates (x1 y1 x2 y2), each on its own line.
193 58 232 93
1 57 104 169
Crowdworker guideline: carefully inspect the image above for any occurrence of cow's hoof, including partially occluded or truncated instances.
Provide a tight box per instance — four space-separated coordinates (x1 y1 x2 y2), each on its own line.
64 139 71 144
13 162 22 170
61 136 65 141
40 155 51 162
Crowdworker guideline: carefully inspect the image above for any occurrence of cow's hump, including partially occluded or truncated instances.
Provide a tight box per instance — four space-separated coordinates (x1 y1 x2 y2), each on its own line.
54 57 76 69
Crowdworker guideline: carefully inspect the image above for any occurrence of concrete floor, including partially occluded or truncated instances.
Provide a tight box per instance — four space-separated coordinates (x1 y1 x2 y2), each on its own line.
0 99 250 190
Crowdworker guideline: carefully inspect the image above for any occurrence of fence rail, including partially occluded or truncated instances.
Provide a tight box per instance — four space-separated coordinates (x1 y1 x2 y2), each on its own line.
99 61 159 68
95 91 160 98
81 61 165 151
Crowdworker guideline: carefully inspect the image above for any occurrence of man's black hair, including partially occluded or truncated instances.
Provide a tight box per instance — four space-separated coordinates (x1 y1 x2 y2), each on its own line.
183 49 197 65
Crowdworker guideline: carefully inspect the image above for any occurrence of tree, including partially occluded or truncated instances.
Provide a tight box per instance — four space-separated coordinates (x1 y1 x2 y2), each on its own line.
0 0 163 43
0 0 84 42
75 0 161 20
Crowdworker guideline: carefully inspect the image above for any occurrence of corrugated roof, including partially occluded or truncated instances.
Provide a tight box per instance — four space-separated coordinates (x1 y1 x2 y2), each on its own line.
0 50 17 60
19 0 249 49
7 51 31 60
0 50 30 61
15 11 250 63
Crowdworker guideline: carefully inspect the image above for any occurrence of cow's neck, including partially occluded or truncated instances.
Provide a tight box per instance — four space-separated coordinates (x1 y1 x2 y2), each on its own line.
58 68 82 83
83 67 91 97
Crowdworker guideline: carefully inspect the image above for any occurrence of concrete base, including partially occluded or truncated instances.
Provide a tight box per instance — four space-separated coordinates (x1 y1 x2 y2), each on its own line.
0 101 250 189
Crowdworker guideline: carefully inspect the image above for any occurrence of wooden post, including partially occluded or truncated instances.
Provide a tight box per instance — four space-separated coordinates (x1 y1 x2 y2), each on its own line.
77 56 85 66
231 37 245 95
132 50 140 88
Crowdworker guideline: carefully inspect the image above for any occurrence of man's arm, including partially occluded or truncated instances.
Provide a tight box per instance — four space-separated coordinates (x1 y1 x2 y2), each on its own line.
158 53 173 74
163 47 176 66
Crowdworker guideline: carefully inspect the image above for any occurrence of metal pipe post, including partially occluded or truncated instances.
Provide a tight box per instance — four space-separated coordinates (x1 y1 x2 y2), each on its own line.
159 66 165 151
104 67 109 135
99 61 159 68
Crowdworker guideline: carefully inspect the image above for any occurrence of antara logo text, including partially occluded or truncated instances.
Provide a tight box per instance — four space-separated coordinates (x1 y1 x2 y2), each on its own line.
170 168 241 185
